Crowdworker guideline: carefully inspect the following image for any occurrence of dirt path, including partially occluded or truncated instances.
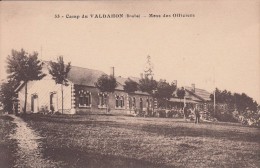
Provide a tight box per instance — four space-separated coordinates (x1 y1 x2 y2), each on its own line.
9 115 58 168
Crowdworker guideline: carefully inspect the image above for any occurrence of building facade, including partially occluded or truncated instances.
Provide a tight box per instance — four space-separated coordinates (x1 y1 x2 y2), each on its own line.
15 63 154 115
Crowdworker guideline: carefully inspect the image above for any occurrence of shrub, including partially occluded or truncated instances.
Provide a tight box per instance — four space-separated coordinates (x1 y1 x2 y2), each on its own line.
155 109 166 118
54 111 62 115
167 110 174 118
213 112 238 122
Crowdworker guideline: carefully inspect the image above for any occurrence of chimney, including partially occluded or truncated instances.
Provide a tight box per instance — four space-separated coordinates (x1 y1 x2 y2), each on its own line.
191 83 195 92
110 67 115 77
140 73 144 79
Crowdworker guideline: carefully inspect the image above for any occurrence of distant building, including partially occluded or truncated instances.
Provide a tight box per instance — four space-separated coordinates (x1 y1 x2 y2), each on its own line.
169 83 212 111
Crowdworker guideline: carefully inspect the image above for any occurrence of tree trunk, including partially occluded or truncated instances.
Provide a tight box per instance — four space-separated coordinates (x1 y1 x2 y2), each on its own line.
147 97 149 116
106 93 109 114
23 82 28 114
129 95 131 114
61 84 63 114
165 99 168 117
152 97 154 116
183 97 185 108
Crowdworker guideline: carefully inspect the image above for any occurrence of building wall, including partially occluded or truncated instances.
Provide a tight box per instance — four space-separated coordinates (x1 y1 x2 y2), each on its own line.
18 78 73 114
18 80 153 115
74 85 152 115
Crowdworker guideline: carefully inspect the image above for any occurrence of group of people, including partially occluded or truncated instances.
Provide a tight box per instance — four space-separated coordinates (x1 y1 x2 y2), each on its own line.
183 105 201 124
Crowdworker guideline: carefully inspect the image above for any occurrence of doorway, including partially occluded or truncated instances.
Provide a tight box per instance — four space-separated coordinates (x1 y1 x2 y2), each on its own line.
50 92 57 112
31 94 38 113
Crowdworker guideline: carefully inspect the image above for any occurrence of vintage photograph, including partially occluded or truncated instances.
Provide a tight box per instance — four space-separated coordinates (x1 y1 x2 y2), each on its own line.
0 1 259 167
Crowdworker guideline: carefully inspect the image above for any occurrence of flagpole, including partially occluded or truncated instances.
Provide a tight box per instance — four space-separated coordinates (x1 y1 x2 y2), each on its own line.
213 66 216 115
183 57 186 108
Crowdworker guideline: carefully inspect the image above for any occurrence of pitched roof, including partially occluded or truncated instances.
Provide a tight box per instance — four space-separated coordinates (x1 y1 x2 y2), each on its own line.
184 91 202 102
185 86 211 101
67 66 149 95
67 66 106 87
116 76 140 89
115 76 127 90
116 76 149 95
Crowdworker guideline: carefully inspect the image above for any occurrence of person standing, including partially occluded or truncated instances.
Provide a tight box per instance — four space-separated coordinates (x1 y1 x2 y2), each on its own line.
183 105 188 121
194 105 200 124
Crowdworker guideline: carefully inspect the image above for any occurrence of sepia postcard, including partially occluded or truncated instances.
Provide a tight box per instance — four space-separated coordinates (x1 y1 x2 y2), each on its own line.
0 1 259 167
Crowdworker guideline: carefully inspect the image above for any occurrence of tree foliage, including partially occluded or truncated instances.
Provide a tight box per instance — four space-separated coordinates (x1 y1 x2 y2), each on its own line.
7 49 45 83
124 78 138 93
95 74 117 113
95 74 117 93
144 55 154 78
176 87 186 99
0 80 18 112
48 56 71 86
6 49 45 113
210 88 258 112
210 88 233 104
156 79 176 100
139 76 157 95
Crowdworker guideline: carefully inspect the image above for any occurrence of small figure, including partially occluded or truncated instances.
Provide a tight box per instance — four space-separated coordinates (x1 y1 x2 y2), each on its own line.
50 104 54 114
183 105 188 121
194 105 200 124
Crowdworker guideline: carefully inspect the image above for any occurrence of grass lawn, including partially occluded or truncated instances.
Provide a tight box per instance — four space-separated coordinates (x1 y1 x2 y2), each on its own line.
0 115 18 168
22 114 260 168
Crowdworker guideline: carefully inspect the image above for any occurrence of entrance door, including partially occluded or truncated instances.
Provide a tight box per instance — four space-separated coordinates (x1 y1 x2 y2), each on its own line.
140 98 143 112
50 92 57 112
31 94 38 113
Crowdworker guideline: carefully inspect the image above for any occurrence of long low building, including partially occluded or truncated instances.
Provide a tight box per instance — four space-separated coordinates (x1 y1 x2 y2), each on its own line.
14 62 212 115
14 62 154 115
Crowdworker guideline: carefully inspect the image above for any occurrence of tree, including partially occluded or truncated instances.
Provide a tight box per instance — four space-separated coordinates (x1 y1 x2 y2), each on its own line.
176 87 186 107
124 78 138 93
210 88 258 114
156 79 176 109
48 56 71 114
95 74 117 113
139 76 157 115
124 78 138 113
6 49 45 114
140 55 157 115
0 80 18 113
139 76 157 95
144 55 154 78
234 92 258 112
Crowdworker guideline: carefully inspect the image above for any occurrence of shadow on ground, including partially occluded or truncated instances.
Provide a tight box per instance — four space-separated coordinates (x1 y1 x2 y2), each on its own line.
41 145 170 168
23 114 260 143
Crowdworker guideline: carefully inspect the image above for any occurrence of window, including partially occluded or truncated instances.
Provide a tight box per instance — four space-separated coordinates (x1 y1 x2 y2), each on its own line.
150 99 153 108
98 93 107 108
115 95 124 108
121 96 124 107
116 96 120 108
78 90 91 107
129 97 132 109
140 98 143 109
132 97 136 108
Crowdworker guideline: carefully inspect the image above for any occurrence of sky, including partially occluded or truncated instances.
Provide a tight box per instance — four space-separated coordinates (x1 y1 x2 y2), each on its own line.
0 1 259 103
